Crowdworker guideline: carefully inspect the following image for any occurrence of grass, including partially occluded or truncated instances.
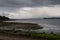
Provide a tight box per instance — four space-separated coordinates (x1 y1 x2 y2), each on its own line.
0 30 60 40
30 33 60 40
14 31 60 40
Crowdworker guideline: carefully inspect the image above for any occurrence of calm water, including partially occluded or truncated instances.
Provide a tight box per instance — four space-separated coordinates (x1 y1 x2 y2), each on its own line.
6 19 60 34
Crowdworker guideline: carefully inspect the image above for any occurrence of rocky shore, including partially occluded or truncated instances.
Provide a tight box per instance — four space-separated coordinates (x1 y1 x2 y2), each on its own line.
0 22 43 30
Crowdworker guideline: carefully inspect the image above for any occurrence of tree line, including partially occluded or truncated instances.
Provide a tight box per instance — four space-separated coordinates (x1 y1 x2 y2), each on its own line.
0 16 10 21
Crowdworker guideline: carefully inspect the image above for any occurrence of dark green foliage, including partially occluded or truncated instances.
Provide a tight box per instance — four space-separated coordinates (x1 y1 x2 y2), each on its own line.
50 32 54 34
0 16 9 21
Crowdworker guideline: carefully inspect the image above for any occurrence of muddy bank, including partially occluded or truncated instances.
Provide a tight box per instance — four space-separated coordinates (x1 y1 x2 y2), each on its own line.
0 22 43 30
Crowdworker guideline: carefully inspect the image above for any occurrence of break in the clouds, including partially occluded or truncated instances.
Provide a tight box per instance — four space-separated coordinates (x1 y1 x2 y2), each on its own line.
0 0 60 19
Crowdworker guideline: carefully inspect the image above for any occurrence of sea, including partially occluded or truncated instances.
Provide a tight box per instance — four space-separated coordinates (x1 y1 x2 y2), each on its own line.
5 19 60 34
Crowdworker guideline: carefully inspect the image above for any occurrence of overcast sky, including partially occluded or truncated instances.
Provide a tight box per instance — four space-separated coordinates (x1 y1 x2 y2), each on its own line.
0 0 60 19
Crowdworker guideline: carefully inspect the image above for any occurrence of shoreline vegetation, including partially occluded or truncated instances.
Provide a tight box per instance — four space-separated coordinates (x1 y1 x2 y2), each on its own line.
0 16 60 40
0 27 60 40
0 16 10 21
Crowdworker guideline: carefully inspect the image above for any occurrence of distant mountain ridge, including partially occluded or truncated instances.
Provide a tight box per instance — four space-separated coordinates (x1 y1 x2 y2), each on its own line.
43 17 60 19
10 17 60 20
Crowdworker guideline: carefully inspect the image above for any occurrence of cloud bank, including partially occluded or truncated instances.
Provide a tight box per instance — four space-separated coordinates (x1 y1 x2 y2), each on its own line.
0 0 60 19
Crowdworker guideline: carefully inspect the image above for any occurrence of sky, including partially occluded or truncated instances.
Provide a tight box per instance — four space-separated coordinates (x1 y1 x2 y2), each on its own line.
0 0 60 19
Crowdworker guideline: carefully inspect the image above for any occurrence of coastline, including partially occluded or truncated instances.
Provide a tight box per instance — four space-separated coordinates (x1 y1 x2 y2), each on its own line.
0 22 60 40
0 22 43 30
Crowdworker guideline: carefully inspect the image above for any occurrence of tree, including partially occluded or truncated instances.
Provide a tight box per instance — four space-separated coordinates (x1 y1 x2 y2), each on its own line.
0 16 10 21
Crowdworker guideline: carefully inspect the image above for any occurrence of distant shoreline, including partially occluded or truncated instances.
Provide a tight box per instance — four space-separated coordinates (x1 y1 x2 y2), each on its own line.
43 17 60 19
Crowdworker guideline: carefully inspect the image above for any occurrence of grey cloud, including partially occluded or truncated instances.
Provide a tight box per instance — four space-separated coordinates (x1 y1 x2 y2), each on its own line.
0 0 60 19
51 0 60 5
31 0 60 6
0 0 33 7
0 0 60 8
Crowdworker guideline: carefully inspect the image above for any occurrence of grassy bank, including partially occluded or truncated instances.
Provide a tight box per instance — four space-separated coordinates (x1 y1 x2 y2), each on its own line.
0 30 60 40
19 32 60 40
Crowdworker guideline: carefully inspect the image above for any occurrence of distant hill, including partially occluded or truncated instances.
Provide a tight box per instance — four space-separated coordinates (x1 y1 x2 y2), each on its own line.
43 17 60 19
